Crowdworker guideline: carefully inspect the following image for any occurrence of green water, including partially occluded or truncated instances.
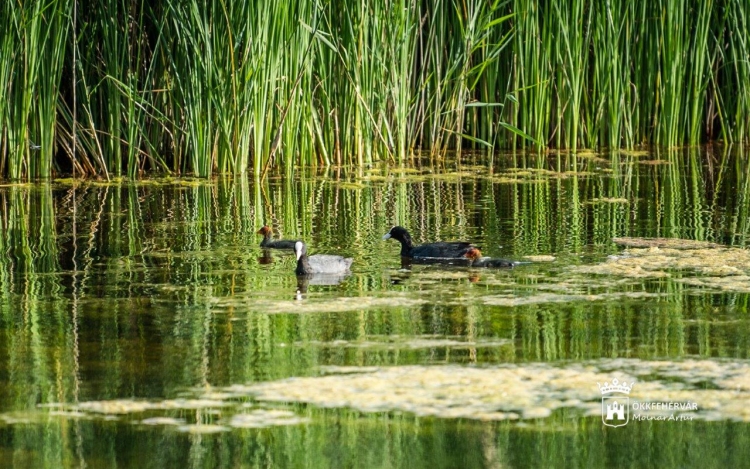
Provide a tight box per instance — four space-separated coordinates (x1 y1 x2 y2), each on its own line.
1 149 749 468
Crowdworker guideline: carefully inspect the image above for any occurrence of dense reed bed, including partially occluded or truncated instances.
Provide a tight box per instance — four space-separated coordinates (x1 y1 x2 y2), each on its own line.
1 0 750 179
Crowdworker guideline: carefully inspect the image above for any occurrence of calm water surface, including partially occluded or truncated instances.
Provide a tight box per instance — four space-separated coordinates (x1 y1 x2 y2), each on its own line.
1 149 749 468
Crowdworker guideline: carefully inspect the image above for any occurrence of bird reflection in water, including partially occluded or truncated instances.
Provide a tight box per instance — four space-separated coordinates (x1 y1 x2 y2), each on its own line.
295 273 351 299
258 249 275 265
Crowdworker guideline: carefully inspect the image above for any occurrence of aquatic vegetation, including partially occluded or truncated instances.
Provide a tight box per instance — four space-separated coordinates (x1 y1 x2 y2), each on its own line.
75 399 231 414
637 160 671 166
481 291 665 307
3 2 750 178
228 409 310 428
618 150 651 157
677 276 750 293
613 238 720 249
586 198 629 204
213 286 435 315
24 400 311 431
27 359 748 430
175 424 230 434
140 417 186 426
523 255 556 262
294 336 512 351
572 261 671 278
214 359 750 422
24 358 743 427
573 243 750 282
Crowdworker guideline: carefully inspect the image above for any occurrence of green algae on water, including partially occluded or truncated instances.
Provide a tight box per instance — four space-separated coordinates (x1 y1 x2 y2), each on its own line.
613 237 721 249
572 242 750 284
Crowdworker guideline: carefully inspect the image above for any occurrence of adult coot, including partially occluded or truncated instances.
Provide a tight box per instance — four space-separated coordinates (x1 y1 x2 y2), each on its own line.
294 241 353 275
382 226 477 258
257 225 298 249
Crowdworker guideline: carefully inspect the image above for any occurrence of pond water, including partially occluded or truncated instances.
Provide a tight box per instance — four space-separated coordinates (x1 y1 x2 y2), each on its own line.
0 148 749 468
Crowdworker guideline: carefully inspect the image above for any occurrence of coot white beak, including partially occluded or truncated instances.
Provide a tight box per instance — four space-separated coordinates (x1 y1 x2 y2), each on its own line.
294 241 304 260
382 233 391 240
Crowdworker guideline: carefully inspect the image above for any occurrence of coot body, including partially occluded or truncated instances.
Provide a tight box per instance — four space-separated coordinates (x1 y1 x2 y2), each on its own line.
294 241 353 275
382 226 477 258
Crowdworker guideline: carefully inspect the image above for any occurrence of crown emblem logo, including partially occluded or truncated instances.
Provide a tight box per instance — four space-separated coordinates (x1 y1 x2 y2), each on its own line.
598 378 634 428
597 378 633 395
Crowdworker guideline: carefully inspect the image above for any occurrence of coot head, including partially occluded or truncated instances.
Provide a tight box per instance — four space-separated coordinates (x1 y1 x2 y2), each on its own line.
382 226 410 242
294 241 307 260
257 225 272 236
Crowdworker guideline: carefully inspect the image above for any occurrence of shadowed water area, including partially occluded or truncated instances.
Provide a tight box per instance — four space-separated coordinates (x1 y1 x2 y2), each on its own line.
1 148 749 468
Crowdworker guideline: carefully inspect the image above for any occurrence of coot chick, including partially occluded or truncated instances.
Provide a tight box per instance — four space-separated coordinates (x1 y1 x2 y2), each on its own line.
464 247 521 268
382 226 477 258
257 225 298 249
294 241 353 275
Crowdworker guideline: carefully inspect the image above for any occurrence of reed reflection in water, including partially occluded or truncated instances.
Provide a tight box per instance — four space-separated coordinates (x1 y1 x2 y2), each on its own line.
0 148 749 467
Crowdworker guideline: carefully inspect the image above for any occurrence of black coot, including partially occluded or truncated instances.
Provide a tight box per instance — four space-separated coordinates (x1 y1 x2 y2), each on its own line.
382 226 477 258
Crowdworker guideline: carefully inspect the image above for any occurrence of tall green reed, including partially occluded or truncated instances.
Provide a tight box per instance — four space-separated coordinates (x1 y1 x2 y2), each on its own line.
3 0 68 179
1 0 750 179
591 2 633 148
552 0 590 151
509 0 553 149
721 0 750 143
